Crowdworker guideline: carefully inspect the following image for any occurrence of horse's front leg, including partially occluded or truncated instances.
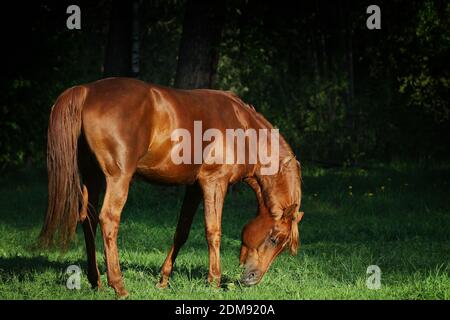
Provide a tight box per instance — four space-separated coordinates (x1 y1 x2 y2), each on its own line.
200 179 228 287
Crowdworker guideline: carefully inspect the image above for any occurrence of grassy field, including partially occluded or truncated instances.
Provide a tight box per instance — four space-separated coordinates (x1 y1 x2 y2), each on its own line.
0 163 449 300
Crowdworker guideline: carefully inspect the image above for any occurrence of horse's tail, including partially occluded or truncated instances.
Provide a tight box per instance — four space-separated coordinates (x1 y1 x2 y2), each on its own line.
39 85 88 249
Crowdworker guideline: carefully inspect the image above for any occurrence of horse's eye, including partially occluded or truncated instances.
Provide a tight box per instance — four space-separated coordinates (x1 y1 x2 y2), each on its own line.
269 237 278 245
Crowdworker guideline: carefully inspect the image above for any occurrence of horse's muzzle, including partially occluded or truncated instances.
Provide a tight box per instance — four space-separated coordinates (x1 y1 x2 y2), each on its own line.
240 269 261 286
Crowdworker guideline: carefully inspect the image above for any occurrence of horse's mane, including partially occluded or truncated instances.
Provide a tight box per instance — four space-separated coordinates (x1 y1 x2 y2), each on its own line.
288 216 299 255
222 91 256 111
226 93 302 255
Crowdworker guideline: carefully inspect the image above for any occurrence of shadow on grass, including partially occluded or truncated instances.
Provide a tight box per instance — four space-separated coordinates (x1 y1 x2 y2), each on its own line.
0 254 240 291
120 260 239 289
0 256 85 282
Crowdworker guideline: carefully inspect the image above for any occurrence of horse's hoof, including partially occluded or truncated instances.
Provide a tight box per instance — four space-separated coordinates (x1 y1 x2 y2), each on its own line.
156 281 168 289
115 288 129 299
208 276 221 288
116 292 129 299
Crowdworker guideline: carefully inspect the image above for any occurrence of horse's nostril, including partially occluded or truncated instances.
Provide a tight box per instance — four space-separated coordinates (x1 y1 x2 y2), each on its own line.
244 270 258 280
241 270 261 286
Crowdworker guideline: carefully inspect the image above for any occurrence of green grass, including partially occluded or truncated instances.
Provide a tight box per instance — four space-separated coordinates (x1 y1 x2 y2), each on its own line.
0 163 449 299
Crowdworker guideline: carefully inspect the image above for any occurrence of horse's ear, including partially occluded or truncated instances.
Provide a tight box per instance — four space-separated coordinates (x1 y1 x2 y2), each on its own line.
293 211 304 224
282 204 297 219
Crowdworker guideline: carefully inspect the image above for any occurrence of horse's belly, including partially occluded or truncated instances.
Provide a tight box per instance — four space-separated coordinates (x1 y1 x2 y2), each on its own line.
135 152 200 185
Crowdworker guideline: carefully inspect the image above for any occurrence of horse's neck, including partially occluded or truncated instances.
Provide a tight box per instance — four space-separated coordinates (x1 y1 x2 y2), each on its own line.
257 174 282 217
248 173 287 219
255 157 299 218
246 177 270 218
246 120 299 217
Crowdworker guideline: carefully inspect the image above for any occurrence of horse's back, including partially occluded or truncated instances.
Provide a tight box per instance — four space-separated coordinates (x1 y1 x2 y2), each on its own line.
82 77 263 132
78 77 269 183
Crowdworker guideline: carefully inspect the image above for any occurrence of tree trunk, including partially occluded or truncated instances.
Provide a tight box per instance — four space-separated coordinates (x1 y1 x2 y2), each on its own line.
104 0 133 77
174 0 226 89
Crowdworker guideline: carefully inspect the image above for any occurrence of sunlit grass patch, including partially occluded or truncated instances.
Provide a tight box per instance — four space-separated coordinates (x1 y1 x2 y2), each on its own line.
0 164 449 299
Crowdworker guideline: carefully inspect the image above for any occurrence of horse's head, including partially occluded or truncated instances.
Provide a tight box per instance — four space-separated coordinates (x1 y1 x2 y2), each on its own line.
239 205 304 286
239 147 302 285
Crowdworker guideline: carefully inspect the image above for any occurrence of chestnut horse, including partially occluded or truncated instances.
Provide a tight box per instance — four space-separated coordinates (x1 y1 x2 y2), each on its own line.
39 77 303 297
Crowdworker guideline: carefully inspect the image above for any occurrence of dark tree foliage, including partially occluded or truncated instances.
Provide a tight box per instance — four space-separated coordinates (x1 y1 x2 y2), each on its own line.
0 0 448 170
0 1 109 169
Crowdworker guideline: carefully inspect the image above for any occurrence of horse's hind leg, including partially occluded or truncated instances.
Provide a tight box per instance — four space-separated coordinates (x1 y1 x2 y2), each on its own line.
99 174 132 298
79 139 104 289
158 183 202 288
80 173 103 289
